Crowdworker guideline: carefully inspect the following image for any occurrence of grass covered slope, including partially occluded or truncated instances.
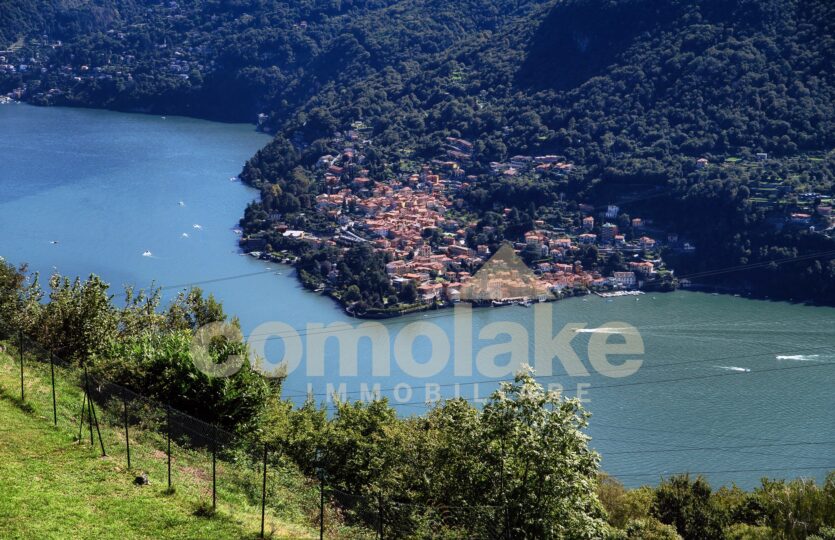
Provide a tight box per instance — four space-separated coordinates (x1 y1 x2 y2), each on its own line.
0 398 264 540
0 349 320 540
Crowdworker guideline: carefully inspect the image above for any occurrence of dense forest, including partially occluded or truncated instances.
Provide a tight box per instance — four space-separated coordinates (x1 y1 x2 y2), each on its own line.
2 260 833 539
2 0 834 302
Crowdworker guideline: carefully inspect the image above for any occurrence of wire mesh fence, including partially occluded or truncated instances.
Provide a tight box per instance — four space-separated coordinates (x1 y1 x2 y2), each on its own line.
321 486 378 539
318 485 506 539
385 500 505 539
0 320 511 539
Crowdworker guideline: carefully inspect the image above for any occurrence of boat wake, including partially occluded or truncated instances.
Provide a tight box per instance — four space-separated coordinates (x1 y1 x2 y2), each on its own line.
714 365 751 372
776 354 824 362
574 327 638 334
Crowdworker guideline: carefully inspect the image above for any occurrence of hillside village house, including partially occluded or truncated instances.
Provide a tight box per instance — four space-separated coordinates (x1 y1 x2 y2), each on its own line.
583 216 594 230
629 261 655 276
613 271 637 288
601 223 618 243
638 236 657 250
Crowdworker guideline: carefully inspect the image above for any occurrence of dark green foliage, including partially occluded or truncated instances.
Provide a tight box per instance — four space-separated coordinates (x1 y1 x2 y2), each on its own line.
652 475 725 540
99 329 270 435
295 242 395 313
0 262 272 437
601 473 835 539
398 281 417 304
0 260 42 333
4 0 835 301
267 369 610 538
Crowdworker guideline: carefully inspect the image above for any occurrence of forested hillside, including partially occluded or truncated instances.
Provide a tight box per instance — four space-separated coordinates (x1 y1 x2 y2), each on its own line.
0 0 139 49
1 0 553 120
260 0 835 303
2 0 834 302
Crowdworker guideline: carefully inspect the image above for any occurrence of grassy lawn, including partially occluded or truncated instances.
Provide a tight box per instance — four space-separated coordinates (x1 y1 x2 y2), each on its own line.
0 348 323 539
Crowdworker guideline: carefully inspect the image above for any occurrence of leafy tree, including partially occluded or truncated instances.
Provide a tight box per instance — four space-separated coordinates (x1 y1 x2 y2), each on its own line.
724 523 775 540
37 274 118 363
623 518 682 539
652 475 725 540
598 476 654 528
756 473 835 539
399 281 418 304
344 285 361 302
0 259 42 335
165 287 227 331
481 367 608 538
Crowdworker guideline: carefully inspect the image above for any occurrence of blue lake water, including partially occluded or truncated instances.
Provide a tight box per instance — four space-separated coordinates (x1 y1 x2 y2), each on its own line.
1 103 833 488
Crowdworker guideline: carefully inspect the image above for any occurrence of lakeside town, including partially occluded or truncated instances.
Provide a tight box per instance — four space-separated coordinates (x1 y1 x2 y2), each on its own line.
238 132 651 308
236 126 834 313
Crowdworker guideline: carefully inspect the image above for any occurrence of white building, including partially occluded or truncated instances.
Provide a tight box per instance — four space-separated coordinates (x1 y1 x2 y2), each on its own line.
613 271 637 288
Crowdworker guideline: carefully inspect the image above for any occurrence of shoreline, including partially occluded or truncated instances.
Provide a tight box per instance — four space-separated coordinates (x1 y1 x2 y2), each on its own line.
286 262 831 318
246 243 833 318
15 94 263 127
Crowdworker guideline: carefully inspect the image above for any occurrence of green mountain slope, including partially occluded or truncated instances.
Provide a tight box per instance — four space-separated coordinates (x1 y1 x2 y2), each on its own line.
2 0 834 301
251 0 835 303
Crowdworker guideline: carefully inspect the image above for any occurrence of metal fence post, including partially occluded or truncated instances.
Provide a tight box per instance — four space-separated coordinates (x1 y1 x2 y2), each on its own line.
49 352 57 425
212 426 217 511
123 398 131 469
18 330 24 401
87 394 94 445
77 392 87 441
83 365 106 456
90 398 106 456
319 472 325 540
166 406 172 490
83 367 94 446
261 443 268 538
